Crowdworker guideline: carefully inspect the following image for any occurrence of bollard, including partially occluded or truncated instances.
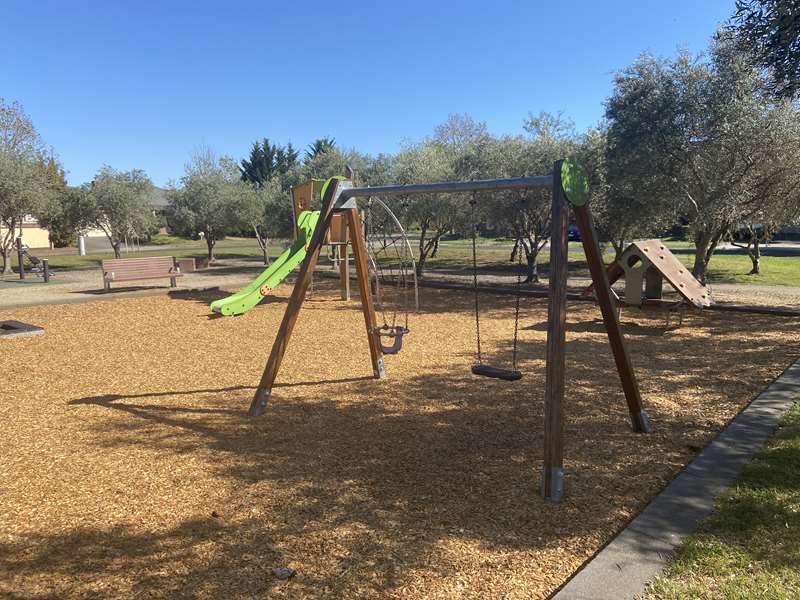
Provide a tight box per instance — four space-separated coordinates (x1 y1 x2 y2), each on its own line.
42 259 50 283
16 238 25 280
78 235 86 256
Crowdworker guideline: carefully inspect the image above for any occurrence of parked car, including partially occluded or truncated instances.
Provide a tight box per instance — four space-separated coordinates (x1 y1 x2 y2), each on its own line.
567 225 581 241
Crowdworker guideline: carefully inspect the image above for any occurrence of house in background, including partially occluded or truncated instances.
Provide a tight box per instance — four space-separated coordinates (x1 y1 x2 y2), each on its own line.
0 215 52 249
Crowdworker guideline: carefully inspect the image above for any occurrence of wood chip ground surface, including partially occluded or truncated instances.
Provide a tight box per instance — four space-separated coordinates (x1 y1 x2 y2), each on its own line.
1 282 798 599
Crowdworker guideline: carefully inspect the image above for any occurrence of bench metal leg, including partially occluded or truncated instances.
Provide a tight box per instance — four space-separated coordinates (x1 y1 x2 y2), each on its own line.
170 277 177 288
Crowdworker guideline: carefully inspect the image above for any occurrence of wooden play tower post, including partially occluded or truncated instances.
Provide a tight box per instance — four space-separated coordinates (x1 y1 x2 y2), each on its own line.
290 178 352 301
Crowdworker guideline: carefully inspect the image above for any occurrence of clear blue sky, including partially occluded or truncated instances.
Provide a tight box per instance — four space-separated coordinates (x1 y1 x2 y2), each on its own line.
2 0 735 187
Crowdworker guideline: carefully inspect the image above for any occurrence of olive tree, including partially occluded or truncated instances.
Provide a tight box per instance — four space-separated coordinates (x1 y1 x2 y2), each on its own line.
234 178 293 265
0 99 54 273
394 114 489 278
73 167 156 258
167 147 243 261
481 113 580 283
605 33 800 282
730 0 800 99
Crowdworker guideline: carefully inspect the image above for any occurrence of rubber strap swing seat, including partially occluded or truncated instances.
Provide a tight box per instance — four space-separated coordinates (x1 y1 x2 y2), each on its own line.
468 192 524 382
471 363 523 381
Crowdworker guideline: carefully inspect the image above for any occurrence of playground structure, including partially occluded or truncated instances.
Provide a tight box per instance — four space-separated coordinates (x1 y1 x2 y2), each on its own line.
210 174 358 316
582 239 712 324
251 158 652 502
211 171 418 325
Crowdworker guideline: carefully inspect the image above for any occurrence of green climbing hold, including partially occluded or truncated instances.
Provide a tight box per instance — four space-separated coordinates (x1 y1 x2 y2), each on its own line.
560 157 590 207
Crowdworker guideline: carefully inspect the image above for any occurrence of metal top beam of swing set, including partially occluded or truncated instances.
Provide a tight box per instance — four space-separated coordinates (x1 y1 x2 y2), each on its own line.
339 175 553 200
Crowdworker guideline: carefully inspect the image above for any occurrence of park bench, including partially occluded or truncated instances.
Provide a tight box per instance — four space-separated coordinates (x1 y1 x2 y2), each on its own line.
101 256 182 291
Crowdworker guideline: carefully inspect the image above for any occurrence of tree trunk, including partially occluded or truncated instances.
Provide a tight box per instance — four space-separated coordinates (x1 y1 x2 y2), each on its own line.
613 238 626 263
417 222 429 279
691 233 711 284
253 226 270 266
1 248 10 275
748 238 761 274
430 238 439 258
111 241 122 259
525 252 539 284
206 237 215 261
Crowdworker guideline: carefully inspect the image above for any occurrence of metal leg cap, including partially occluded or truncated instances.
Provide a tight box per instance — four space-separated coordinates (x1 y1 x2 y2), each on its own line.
636 411 653 433
541 467 565 503
249 389 271 417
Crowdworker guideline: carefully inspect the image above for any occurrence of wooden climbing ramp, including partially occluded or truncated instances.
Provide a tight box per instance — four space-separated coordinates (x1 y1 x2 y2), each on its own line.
584 240 712 309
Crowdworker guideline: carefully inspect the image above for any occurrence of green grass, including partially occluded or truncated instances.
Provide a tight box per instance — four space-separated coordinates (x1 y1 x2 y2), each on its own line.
645 401 800 600
424 243 800 287
147 234 261 247
701 255 800 287
7 233 800 287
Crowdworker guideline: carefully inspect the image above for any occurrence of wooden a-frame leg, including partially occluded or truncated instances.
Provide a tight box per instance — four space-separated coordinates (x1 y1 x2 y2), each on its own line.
573 204 651 433
249 182 341 416
346 207 385 378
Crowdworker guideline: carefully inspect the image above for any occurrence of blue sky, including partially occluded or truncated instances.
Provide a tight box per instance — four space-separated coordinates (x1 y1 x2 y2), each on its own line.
2 1 735 187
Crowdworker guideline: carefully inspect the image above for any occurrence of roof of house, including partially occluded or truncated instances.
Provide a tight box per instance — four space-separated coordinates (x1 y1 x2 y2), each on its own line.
148 186 169 210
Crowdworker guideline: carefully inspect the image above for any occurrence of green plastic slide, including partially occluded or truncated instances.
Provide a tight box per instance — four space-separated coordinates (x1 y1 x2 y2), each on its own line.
209 210 320 316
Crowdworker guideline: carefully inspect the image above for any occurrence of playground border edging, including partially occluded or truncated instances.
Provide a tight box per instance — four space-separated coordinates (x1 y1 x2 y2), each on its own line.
551 358 800 600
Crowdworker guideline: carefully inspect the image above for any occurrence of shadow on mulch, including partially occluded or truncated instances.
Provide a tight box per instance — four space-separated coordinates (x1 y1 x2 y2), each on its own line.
5 286 800 598
73 285 172 295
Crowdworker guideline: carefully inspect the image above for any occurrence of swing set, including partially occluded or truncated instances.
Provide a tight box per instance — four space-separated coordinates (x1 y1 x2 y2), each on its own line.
249 158 651 502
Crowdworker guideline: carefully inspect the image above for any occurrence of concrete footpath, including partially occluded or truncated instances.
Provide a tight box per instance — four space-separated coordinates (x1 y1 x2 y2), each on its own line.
552 359 800 600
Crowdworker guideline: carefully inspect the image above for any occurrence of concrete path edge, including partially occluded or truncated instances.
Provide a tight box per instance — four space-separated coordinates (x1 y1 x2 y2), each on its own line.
551 358 800 600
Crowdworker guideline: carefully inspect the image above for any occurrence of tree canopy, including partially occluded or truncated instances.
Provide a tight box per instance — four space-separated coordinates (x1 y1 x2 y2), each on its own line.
730 0 800 98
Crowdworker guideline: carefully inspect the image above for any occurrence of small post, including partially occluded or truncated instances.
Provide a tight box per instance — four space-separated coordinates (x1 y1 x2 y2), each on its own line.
42 259 50 283
542 160 569 503
78 235 86 256
339 243 351 300
16 238 25 280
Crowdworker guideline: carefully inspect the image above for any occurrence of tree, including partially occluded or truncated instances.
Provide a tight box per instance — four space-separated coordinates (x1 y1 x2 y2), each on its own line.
35 154 74 247
305 137 336 161
584 128 676 261
605 33 800 282
240 138 298 186
730 0 800 98
395 115 490 277
167 147 243 261
234 178 293 265
484 112 579 284
70 166 155 258
0 99 55 273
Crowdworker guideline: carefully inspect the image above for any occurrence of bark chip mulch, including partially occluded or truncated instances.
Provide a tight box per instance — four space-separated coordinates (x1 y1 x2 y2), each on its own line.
1 281 797 599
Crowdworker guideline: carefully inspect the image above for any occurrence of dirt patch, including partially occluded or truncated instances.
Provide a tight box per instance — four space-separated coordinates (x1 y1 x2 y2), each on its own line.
1 281 798 599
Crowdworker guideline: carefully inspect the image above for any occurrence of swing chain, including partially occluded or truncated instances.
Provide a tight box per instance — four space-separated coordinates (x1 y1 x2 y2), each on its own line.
511 197 524 370
470 192 483 365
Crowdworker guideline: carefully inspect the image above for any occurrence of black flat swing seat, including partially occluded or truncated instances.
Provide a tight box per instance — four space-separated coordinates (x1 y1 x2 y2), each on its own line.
471 364 523 381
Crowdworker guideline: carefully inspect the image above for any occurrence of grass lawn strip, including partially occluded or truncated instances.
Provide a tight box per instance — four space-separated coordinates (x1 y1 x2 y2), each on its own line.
645 401 800 599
